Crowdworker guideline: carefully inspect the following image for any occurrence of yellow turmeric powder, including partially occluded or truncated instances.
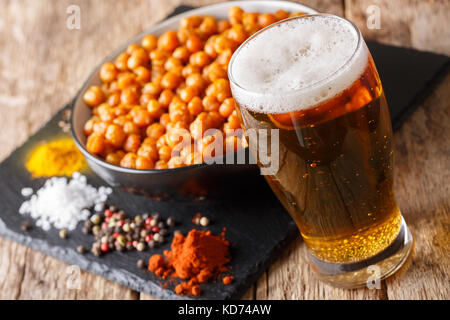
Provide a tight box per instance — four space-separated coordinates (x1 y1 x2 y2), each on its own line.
26 138 86 178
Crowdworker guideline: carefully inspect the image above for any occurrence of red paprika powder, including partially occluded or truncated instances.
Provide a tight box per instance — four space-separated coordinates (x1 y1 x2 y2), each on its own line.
148 229 232 296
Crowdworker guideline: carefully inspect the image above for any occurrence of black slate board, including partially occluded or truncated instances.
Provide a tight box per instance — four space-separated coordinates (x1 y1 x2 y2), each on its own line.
0 6 448 300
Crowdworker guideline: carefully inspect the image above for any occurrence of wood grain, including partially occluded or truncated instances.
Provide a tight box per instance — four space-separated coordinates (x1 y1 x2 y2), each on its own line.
0 0 448 300
345 0 450 56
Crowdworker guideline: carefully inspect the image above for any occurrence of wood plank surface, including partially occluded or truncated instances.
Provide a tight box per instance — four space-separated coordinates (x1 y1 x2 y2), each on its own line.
0 0 448 300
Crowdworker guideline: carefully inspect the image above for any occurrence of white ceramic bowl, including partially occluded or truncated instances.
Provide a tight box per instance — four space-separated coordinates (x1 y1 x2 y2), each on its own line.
71 1 318 196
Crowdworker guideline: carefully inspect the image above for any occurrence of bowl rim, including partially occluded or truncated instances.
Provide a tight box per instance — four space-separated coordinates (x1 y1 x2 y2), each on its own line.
70 0 318 175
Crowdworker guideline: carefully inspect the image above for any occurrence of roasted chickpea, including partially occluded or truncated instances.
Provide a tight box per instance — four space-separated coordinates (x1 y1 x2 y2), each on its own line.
179 86 199 103
227 112 241 130
158 30 179 52
120 86 139 105
182 64 201 78
158 145 172 162
147 99 164 118
132 109 152 127
117 72 136 89
83 86 105 107
124 134 141 153
172 46 190 62
134 66 151 83
113 115 127 126
199 134 223 159
158 89 175 107
258 13 277 28
142 82 161 96
120 152 138 168
207 110 225 128
83 118 96 136
105 124 126 148
218 20 231 33
242 12 259 29
123 120 140 135
202 96 220 112
169 103 191 123
100 62 118 83
164 57 182 72
126 43 141 55
187 97 203 116
180 15 203 29
168 156 185 168
184 152 203 165
228 6 244 25
127 48 149 69
136 156 154 169
189 51 210 67
86 133 106 154
213 36 237 54
189 119 206 141
216 49 233 66
105 151 125 166
219 98 235 118
186 73 205 90
150 49 170 66
97 103 115 122
198 16 217 37
137 143 159 161
227 24 247 44
156 134 167 149
146 122 166 140
93 121 108 135
115 52 130 71
158 113 169 127
161 72 181 90
155 160 169 169
204 62 227 82
139 93 154 107
107 91 121 106
141 34 158 51
186 34 203 53
274 9 289 20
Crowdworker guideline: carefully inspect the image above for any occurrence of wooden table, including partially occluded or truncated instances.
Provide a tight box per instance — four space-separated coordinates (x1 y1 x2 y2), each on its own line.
0 0 448 300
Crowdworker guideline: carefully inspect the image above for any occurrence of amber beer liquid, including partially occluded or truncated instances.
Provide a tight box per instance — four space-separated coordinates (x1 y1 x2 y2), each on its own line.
229 14 412 287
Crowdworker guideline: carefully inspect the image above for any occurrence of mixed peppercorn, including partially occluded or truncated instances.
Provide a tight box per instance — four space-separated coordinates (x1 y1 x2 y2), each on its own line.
82 205 177 256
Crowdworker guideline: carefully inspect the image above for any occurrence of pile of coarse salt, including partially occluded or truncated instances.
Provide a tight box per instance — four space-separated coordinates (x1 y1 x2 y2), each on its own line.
19 172 112 231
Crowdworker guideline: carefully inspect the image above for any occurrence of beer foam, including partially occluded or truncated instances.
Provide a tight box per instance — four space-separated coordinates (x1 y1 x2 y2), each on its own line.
229 15 369 114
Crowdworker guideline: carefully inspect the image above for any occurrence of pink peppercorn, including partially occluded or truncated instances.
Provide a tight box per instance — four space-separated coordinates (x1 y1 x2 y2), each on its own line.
100 243 109 252
151 226 160 233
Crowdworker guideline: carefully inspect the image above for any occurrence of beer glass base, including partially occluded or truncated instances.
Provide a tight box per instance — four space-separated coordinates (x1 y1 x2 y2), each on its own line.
307 217 413 289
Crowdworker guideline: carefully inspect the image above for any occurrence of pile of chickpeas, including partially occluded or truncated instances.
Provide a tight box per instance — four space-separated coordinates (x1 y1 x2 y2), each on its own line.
83 7 304 170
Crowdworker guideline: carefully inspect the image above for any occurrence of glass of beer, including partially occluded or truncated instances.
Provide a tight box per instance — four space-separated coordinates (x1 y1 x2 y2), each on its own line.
228 14 413 288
